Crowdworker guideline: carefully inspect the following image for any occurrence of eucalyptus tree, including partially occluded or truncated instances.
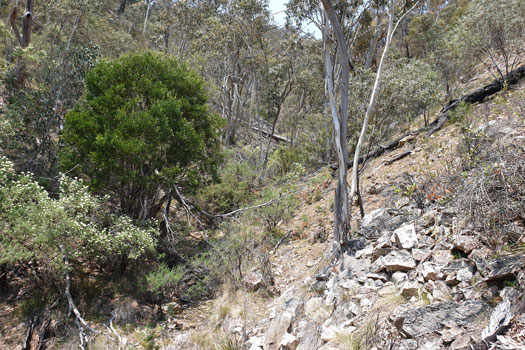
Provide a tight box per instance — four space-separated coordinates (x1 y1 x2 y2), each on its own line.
349 0 421 208
191 0 271 146
288 0 365 253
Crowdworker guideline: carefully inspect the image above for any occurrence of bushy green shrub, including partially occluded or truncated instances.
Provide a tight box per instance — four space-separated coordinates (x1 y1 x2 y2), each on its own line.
267 145 307 179
61 52 223 221
256 187 299 237
196 146 259 213
145 263 184 299
0 156 157 288
454 140 525 249
457 0 525 79
1 43 99 184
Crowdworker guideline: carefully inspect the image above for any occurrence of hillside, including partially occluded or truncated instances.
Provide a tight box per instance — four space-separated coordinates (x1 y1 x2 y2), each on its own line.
150 74 525 350
1 1 524 349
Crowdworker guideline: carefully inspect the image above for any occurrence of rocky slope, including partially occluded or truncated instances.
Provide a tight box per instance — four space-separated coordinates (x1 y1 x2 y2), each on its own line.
248 204 525 349
147 79 525 350
237 83 525 350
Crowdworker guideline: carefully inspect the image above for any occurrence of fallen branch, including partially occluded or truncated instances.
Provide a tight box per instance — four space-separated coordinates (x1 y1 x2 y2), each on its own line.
251 126 291 143
426 63 525 136
330 130 419 171
217 198 276 218
105 312 123 350
172 184 276 220
384 149 412 165
22 317 35 350
329 63 525 173
271 230 292 255
36 318 50 350
61 248 98 337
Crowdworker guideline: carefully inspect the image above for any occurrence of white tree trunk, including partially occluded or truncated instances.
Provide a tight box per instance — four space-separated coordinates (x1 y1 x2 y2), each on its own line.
350 0 420 202
143 1 153 34
320 0 352 250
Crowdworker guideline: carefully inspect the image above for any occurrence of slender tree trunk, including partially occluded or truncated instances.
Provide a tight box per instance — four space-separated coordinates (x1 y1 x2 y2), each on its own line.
143 1 153 34
350 0 420 203
320 0 352 252
9 0 33 48
364 11 380 69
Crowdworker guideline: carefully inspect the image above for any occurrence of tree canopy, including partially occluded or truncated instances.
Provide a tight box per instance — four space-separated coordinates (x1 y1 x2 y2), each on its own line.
61 52 222 220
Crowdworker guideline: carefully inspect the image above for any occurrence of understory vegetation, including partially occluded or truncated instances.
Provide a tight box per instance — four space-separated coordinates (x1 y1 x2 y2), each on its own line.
0 0 524 347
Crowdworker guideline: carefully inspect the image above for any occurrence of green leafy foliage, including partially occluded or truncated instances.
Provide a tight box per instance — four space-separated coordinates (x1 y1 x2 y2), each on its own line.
348 58 442 144
0 156 157 285
61 52 223 220
196 147 258 213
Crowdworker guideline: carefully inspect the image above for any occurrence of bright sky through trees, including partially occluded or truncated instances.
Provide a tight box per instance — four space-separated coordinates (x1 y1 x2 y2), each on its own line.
269 0 321 37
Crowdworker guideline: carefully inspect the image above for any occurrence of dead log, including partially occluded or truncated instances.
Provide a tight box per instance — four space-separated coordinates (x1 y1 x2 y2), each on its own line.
384 149 412 165
329 63 525 172
426 63 525 136
251 126 291 143
330 130 419 171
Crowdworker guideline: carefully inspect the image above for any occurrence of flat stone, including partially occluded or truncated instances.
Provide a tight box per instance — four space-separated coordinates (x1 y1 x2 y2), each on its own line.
421 262 441 281
420 338 442 350
432 250 453 266
366 273 388 282
382 250 416 272
370 257 385 273
454 234 480 254
430 280 453 302
398 339 418 350
412 248 431 262
265 297 303 350
481 300 512 339
418 235 436 248
340 279 360 291
244 271 264 291
392 300 489 338
440 326 462 343
360 208 396 239
248 336 264 350
304 297 332 323
296 321 322 350
394 223 418 249
456 267 474 282
372 232 394 260
280 332 298 350
400 281 420 298
355 245 373 259
392 272 408 285
420 210 437 228
477 255 523 282
343 255 370 277
450 334 471 350
378 284 398 297
320 323 356 342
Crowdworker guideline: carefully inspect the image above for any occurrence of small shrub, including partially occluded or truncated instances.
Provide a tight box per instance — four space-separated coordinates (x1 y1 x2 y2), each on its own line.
146 263 183 299
257 188 299 237
448 101 472 124
216 335 243 350
0 156 157 302
267 145 307 179
197 158 257 213
420 128 524 250
455 145 525 248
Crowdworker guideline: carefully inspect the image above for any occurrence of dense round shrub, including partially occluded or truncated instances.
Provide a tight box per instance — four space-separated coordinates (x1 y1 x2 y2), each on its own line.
61 52 222 220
